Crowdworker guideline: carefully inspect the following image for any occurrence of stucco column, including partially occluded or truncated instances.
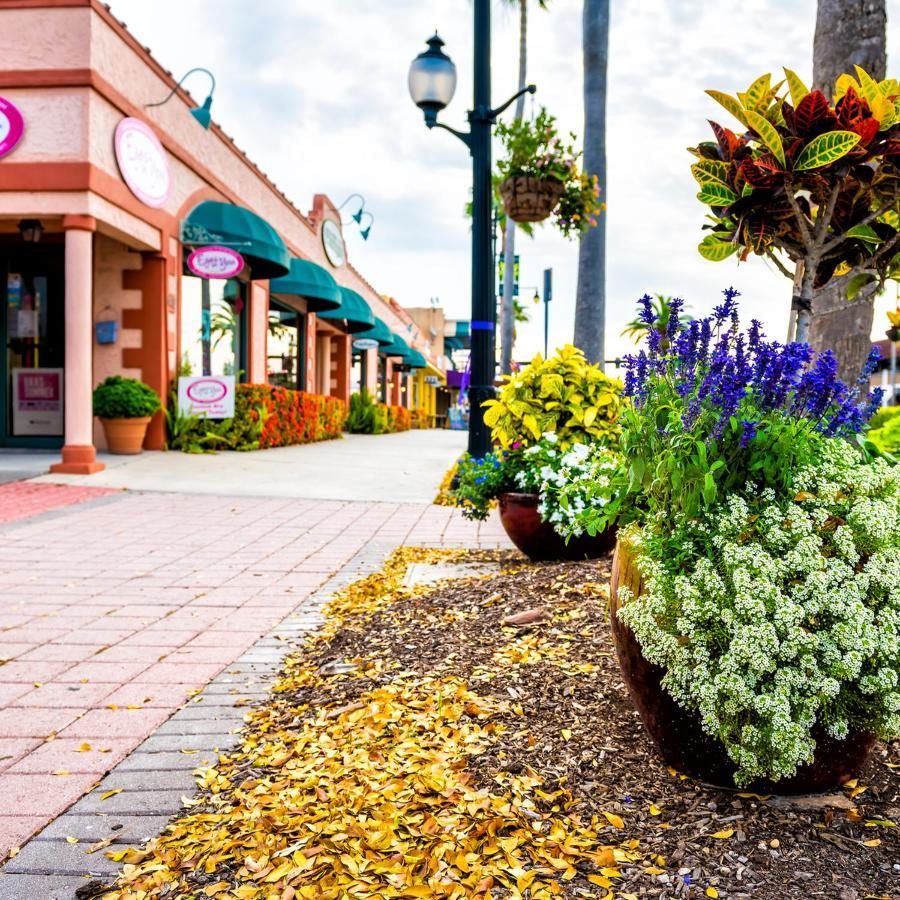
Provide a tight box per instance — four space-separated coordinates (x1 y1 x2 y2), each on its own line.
50 218 104 475
333 334 351 403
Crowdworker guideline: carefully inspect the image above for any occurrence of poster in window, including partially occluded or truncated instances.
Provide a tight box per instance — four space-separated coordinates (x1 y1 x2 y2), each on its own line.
12 368 63 436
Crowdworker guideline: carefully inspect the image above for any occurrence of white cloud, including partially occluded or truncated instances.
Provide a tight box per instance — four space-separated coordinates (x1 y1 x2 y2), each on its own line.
109 0 899 365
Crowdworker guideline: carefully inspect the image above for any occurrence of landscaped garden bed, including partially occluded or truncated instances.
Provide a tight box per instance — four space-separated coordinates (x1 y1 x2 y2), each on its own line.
95 548 899 898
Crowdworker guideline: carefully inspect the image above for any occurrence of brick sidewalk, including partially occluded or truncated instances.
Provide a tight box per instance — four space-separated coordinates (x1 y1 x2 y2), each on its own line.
0 490 509 860
0 482 118 524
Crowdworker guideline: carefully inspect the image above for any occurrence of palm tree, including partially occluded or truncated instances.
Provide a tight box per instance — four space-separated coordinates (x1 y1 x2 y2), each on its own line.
806 0 887 381
620 295 690 344
498 0 548 376
573 0 610 367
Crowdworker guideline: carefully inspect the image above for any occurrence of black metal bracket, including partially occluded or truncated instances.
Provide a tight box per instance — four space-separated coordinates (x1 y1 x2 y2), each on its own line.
428 84 537 151
431 121 474 150
488 84 536 121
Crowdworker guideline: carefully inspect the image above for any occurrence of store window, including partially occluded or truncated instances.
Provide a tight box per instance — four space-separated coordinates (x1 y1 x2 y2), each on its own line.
267 300 306 391
180 275 247 378
351 350 367 394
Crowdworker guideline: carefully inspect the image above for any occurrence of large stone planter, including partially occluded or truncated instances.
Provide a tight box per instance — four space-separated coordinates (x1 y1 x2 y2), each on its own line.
497 492 616 562
99 416 151 455
499 176 564 224
609 540 876 793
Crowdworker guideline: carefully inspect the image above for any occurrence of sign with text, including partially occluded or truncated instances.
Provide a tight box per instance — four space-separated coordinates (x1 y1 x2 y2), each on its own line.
178 375 235 420
187 246 244 279
114 117 171 208
0 96 25 159
12 368 63 436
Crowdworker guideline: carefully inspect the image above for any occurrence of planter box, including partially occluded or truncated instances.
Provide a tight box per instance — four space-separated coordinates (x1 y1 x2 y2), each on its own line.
100 416 151 454
608 539 876 793
499 176 564 224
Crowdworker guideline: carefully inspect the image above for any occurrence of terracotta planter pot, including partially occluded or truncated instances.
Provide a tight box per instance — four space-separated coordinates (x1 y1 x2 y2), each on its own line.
499 176 564 223
99 416 151 455
497 492 616 562
609 540 876 793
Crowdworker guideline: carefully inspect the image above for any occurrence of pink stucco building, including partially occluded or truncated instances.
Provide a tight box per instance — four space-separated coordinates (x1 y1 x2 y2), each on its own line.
0 0 445 472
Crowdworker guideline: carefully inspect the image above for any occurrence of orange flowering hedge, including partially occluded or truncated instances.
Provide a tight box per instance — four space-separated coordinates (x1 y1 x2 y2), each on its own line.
240 384 347 448
411 408 431 429
170 384 346 452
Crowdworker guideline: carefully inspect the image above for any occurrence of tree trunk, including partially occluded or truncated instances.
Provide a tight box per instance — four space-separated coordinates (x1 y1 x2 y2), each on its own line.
573 0 609 367
499 0 529 375
808 0 886 374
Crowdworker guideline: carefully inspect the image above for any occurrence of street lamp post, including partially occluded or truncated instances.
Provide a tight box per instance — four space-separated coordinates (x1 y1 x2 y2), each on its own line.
408 5 535 458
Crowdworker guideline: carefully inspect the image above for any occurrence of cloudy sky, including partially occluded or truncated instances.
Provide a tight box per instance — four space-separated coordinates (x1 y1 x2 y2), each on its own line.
108 0 898 363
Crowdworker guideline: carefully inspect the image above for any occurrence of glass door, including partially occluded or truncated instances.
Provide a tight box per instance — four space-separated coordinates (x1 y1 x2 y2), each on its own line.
0 240 65 448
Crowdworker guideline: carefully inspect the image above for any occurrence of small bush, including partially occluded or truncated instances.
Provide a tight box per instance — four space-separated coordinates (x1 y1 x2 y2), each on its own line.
412 408 431 429
346 391 378 433
93 376 161 419
868 406 900 454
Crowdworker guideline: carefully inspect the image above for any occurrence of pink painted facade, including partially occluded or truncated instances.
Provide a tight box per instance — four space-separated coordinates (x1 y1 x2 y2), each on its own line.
0 0 445 469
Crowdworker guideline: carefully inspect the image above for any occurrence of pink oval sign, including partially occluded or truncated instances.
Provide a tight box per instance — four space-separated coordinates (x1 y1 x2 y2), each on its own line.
186 379 228 403
114 117 170 208
187 245 245 279
0 96 25 159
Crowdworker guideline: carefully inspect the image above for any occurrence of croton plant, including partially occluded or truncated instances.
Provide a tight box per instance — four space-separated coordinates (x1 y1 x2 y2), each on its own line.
690 66 900 340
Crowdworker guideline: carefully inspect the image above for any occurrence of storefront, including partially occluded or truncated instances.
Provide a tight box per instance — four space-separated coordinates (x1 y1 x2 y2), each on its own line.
0 0 443 471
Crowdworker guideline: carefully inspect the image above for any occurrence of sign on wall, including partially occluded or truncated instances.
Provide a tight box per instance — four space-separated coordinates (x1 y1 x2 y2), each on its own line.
178 375 235 420
321 219 346 268
0 97 24 159
352 337 379 351
114 117 171 208
12 368 63 436
187 246 244 279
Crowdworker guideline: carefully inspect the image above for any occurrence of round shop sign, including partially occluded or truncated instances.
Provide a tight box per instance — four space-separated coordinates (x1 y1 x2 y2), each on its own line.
352 337 379 351
114 117 171 208
186 378 229 404
0 96 25 159
187 245 245 279
321 218 346 268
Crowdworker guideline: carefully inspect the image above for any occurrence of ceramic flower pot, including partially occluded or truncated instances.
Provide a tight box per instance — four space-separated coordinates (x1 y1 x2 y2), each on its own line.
608 540 876 794
100 416 151 455
497 492 616 562
499 176 564 223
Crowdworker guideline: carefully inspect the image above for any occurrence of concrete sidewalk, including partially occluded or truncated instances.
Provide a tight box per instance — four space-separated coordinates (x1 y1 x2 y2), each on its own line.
34 430 467 503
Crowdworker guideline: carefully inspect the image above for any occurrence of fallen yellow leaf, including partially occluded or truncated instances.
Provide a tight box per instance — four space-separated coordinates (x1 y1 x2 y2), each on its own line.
99 788 122 801
65 836 79 844
710 829 734 840
649 803 661 816
602 811 624 829
52 770 70 777
75 743 92 753
706 888 719 898
863 838 882 847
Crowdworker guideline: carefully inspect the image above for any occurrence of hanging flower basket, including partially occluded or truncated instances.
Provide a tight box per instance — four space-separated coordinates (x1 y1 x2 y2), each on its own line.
499 175 564 224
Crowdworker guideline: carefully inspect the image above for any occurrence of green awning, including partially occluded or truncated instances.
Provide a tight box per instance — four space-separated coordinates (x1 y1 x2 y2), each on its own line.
317 287 375 333
181 200 290 280
405 349 427 369
381 334 411 359
269 258 341 312
356 317 393 347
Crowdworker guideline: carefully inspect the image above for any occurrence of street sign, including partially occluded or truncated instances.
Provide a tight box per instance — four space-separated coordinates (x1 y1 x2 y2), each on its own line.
498 254 520 296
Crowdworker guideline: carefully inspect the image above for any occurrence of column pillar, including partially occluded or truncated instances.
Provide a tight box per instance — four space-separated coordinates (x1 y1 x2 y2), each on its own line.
50 217 104 475
333 334 351 403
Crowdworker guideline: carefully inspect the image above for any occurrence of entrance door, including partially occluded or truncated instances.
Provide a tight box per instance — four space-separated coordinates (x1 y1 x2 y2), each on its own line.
0 240 65 448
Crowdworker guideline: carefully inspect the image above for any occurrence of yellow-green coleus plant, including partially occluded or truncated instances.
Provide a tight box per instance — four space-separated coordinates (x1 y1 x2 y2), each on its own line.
689 66 900 342
482 344 623 449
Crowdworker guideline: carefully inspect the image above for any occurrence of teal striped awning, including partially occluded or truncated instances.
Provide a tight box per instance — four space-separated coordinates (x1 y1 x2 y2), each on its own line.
269 258 341 312
381 334 411 359
317 287 375 333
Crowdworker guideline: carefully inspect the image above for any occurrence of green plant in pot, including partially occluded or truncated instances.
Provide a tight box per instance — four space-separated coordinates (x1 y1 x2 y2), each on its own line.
569 289 897 792
451 345 623 560
93 376 161 454
495 107 603 237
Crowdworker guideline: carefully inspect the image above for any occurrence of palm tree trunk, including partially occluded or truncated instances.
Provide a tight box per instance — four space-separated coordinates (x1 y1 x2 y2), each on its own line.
806 0 886 378
573 0 609 367
499 0 529 375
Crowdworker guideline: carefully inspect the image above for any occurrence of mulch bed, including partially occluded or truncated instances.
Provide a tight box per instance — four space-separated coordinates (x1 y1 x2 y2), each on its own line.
298 553 900 899
93 549 899 899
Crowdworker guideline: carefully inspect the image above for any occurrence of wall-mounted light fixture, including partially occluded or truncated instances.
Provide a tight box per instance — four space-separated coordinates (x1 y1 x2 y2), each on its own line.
18 219 43 243
338 194 375 241
147 68 216 130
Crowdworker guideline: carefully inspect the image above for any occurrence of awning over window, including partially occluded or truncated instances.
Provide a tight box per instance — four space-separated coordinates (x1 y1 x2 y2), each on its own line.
317 287 375 333
405 348 427 369
356 317 394 347
269 258 341 312
181 200 290 280
381 334 411 359
444 320 471 351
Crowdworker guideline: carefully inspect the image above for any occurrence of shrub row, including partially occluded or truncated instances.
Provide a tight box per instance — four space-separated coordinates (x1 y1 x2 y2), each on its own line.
168 384 347 453
346 391 424 434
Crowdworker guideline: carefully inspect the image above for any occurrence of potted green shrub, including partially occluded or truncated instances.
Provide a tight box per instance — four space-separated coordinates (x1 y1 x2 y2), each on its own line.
93 376 161 454
452 345 623 560
569 290 897 792
495 107 603 236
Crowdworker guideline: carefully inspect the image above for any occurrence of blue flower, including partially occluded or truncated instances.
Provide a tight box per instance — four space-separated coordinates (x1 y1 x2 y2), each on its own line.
740 419 757 447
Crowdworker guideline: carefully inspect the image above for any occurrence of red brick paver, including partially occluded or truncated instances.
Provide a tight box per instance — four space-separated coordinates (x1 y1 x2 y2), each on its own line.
0 490 509 857
0 481 118 524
